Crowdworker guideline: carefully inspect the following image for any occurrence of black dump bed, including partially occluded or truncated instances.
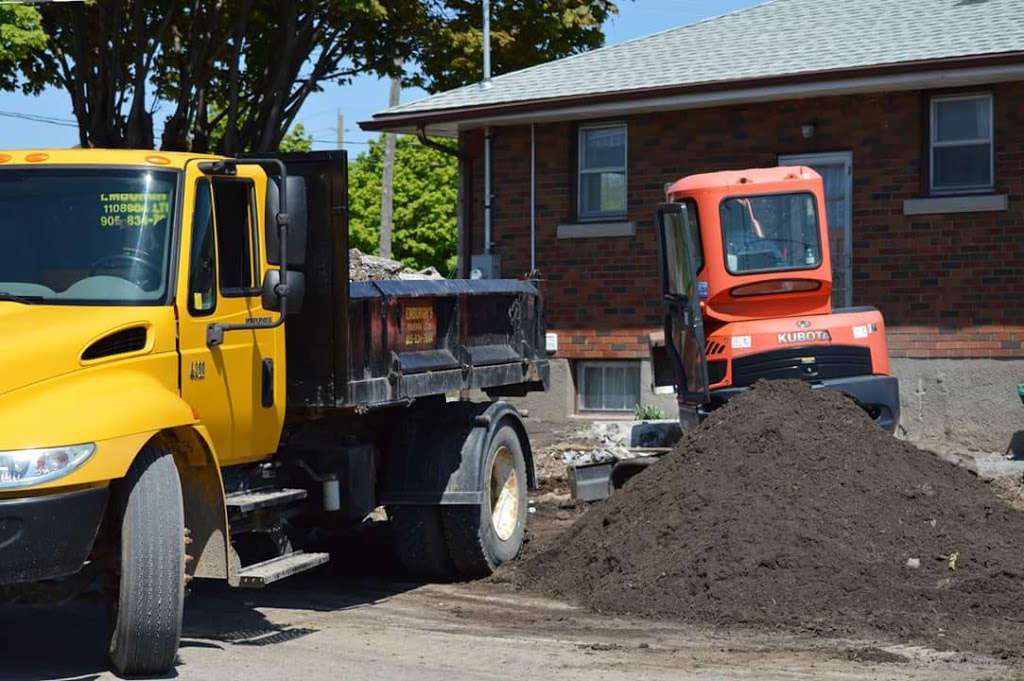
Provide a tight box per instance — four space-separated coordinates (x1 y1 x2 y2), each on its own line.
261 150 548 409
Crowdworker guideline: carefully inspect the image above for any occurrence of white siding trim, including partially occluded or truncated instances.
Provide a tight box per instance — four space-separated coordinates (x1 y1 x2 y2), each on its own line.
386 64 1024 138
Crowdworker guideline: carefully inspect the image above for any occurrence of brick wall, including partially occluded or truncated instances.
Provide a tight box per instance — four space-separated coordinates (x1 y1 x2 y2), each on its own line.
460 82 1024 360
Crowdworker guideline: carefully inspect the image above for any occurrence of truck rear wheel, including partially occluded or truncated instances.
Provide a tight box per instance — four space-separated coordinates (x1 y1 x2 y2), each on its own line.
109 446 185 676
389 505 454 580
443 424 528 577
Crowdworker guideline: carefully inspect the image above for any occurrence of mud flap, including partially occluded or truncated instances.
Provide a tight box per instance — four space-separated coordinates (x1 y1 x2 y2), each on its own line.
379 400 535 506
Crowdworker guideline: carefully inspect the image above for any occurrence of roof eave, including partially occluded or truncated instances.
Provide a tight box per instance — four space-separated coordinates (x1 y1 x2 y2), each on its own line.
361 51 1024 136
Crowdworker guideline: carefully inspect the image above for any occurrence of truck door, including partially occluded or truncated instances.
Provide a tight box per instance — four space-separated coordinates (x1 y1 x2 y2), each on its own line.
655 203 710 425
178 169 285 466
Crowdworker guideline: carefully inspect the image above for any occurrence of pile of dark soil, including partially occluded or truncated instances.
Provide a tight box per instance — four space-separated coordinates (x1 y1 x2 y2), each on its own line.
517 380 1024 658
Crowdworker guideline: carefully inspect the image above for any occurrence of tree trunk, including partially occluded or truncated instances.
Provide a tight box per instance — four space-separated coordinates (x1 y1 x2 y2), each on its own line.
379 59 403 260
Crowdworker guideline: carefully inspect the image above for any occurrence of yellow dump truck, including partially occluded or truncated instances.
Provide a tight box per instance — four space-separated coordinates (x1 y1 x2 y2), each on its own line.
0 149 547 674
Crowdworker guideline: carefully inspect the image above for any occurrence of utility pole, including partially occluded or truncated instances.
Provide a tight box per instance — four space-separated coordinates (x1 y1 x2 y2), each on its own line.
336 111 344 150
379 58 402 260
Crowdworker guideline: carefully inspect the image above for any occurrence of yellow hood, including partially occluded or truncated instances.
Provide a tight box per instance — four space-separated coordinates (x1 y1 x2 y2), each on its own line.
0 303 177 396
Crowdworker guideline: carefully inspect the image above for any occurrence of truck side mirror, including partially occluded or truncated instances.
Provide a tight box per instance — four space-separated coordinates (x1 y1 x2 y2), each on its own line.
265 176 308 267
262 269 305 314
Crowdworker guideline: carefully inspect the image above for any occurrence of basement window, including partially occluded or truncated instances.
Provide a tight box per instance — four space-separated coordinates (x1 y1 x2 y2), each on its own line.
578 123 627 220
578 361 641 412
930 94 993 194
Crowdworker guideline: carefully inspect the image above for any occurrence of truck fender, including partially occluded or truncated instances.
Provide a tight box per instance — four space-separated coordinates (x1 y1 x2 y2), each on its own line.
379 400 536 506
156 426 231 581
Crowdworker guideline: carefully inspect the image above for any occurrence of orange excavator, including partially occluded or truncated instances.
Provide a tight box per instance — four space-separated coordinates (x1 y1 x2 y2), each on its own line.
654 166 899 430
571 167 900 499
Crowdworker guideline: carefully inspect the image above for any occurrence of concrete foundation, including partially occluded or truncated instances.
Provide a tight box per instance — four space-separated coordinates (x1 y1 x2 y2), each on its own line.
891 358 1024 455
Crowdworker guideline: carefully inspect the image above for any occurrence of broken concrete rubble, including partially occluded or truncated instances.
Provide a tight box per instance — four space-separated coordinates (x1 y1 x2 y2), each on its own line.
348 248 445 282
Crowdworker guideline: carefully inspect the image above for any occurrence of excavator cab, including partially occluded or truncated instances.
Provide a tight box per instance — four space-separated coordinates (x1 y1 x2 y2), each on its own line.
570 167 900 502
652 167 899 433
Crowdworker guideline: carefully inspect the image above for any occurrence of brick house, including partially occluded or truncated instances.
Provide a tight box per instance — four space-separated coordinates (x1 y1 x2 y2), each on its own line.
363 0 1024 452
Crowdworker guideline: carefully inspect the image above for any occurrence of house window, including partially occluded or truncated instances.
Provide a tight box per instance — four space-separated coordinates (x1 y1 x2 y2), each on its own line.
578 361 641 412
578 123 627 219
930 94 993 194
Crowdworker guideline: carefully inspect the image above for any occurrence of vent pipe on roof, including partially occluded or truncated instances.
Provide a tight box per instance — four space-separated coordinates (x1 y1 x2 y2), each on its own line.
481 0 492 90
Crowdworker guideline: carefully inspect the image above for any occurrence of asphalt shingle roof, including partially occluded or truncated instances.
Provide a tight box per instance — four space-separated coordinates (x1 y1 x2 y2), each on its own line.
373 0 1024 120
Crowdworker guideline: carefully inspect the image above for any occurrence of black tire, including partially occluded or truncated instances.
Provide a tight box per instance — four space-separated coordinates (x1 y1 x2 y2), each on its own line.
389 505 454 580
442 424 528 577
109 446 185 677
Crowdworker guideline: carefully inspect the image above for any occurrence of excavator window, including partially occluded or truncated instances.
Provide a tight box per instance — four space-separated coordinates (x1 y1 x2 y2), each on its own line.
678 199 703 273
720 192 821 275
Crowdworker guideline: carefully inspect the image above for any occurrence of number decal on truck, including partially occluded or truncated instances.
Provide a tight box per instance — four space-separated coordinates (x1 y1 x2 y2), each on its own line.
402 303 437 350
189 361 206 381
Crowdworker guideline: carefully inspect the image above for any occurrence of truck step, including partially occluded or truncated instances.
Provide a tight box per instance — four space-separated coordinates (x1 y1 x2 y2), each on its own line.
226 488 307 513
237 551 330 588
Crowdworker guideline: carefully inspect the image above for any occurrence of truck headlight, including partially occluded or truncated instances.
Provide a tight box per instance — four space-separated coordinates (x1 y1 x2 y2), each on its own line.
0 444 96 489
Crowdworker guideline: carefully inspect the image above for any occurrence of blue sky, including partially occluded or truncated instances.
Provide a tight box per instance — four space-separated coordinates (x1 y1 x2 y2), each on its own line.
0 0 763 153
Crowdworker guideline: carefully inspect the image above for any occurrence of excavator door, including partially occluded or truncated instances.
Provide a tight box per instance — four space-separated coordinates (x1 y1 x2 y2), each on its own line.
655 203 710 428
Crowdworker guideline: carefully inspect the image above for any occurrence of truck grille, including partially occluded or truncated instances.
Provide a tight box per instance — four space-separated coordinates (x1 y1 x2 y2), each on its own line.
731 345 872 387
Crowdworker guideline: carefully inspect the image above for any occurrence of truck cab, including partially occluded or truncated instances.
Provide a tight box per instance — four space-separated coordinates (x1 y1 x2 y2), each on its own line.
0 149 548 675
655 166 899 431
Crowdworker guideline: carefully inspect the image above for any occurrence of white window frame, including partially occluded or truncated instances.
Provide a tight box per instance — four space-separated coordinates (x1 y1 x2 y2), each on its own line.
577 122 628 221
930 93 994 195
577 360 641 413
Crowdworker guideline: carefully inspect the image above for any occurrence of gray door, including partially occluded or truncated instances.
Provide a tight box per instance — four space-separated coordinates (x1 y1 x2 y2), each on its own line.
779 152 853 308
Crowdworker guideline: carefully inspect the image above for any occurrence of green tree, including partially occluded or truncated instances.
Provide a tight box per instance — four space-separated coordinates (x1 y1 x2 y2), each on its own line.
5 1 621 152
349 135 458 274
279 124 314 153
203 107 315 153
0 6 45 92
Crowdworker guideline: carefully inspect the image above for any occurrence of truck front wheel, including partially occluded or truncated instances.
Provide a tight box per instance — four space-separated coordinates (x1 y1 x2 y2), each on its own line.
443 424 528 577
108 446 185 676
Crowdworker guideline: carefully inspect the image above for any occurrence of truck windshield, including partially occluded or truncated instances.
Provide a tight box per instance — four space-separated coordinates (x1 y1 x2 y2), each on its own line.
720 192 822 275
0 168 177 305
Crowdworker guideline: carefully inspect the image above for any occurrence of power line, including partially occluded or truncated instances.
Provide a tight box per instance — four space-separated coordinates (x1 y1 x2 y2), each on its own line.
311 138 372 146
0 110 78 128
0 111 378 143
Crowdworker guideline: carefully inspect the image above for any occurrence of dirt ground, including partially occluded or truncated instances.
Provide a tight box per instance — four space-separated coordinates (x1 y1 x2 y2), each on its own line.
5 392 1024 680
2 501 1021 681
